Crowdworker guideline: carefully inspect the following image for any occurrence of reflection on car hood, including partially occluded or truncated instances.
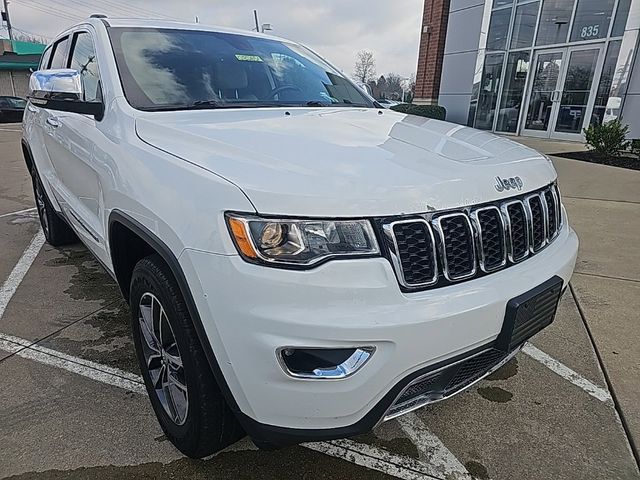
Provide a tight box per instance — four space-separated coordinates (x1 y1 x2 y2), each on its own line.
135 107 556 217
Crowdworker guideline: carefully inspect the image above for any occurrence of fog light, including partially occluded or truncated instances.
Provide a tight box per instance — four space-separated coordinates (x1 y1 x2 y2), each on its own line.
278 347 374 379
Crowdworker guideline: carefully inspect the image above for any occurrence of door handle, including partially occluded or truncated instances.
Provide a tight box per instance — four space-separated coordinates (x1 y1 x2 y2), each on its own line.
27 104 38 113
46 117 61 128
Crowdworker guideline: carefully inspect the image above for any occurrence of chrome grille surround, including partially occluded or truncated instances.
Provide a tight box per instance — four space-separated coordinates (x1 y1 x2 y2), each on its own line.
525 193 548 252
383 219 438 288
469 206 507 273
382 184 563 292
501 199 530 263
432 213 477 282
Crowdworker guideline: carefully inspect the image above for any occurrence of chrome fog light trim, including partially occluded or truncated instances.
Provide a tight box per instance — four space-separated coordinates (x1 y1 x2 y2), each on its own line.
277 347 375 379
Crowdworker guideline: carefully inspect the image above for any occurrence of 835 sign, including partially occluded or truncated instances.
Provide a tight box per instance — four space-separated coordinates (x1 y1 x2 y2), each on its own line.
580 24 600 38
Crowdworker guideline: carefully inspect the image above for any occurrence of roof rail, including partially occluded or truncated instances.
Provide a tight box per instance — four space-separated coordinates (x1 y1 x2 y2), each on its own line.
90 14 108 18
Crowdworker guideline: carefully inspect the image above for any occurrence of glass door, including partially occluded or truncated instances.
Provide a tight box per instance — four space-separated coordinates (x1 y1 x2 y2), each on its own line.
522 49 565 138
551 45 604 140
522 45 605 140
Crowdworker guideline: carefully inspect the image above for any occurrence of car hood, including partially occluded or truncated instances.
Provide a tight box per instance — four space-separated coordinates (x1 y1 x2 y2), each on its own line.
135 108 556 217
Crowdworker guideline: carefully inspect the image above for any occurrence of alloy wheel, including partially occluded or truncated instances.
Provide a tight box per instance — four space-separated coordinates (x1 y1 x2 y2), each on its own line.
138 292 189 425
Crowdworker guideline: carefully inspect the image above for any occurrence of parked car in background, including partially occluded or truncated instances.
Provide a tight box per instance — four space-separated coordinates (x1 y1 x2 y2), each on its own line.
376 98 398 109
0 96 26 123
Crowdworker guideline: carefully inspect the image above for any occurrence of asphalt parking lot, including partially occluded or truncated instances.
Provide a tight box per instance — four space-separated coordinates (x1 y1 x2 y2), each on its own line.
1 125 639 480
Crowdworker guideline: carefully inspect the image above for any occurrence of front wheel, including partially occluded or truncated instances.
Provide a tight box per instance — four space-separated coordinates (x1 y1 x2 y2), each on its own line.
130 254 243 457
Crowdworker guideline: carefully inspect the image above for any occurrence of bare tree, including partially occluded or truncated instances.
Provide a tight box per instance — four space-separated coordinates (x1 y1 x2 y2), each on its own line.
385 73 404 98
353 50 376 84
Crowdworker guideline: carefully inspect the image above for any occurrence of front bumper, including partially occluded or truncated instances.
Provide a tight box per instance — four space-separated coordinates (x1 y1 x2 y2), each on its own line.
178 224 578 445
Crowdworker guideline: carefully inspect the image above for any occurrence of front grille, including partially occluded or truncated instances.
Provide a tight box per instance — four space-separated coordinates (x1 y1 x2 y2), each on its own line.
383 184 562 291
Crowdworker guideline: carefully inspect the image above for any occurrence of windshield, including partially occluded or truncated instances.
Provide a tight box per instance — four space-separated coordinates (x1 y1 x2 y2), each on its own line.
108 28 373 111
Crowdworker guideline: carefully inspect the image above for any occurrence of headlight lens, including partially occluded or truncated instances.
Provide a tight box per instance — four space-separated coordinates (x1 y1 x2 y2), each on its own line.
226 214 380 267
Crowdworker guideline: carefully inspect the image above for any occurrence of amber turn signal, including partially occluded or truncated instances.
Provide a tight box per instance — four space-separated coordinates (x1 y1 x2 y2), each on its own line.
228 217 258 258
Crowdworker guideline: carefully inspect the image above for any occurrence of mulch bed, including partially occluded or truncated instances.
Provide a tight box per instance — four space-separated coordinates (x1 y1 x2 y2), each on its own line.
554 150 640 171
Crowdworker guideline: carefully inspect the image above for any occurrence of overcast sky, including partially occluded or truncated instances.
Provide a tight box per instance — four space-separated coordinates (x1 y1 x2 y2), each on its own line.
4 0 424 78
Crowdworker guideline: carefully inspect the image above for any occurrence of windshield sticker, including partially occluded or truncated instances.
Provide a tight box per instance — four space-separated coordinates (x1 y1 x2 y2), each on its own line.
235 54 263 62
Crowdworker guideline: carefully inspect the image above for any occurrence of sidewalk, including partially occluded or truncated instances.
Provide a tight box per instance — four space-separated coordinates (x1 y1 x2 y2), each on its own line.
513 136 640 461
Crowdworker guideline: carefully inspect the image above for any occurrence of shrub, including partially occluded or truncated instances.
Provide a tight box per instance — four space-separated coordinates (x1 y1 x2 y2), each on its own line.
583 119 630 157
631 139 640 157
390 103 446 121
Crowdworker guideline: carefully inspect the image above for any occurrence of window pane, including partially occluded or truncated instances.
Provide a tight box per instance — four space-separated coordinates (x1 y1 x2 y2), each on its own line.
591 40 621 125
474 53 504 130
487 8 512 50
39 46 52 70
70 33 101 103
496 52 530 132
570 0 615 41
525 51 563 130
554 48 599 133
511 2 539 48
536 0 574 45
494 0 514 8
49 37 69 69
612 0 631 36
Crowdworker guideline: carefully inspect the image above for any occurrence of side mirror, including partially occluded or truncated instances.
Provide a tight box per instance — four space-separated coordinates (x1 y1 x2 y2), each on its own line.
28 69 104 120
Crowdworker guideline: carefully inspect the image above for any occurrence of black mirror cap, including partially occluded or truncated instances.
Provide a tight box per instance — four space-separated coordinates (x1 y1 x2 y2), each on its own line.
28 94 104 121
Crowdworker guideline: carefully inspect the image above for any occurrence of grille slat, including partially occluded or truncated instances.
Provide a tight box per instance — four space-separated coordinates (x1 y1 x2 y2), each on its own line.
544 190 558 238
435 214 476 281
385 185 562 291
527 195 546 251
505 201 529 262
474 207 506 272
389 221 437 287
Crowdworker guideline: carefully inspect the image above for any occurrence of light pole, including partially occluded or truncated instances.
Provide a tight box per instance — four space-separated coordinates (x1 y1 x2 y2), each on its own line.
2 0 13 43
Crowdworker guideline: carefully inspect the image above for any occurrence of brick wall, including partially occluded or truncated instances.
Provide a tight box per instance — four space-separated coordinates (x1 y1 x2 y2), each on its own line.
414 0 452 105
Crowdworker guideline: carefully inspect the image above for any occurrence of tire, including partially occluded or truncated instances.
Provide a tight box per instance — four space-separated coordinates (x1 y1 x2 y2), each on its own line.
130 254 244 458
31 166 77 247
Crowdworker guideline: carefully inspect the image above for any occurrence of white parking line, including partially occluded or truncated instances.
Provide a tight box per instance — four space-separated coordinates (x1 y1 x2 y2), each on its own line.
0 229 44 319
0 332 147 394
0 207 37 218
522 343 612 403
397 412 472 480
305 439 441 480
0 330 439 480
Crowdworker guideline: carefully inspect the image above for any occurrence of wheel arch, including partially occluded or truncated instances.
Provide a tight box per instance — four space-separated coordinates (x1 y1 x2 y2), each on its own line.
108 210 243 415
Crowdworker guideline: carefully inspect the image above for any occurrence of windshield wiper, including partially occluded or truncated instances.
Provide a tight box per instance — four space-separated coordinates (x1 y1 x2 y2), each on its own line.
306 101 330 107
190 100 223 109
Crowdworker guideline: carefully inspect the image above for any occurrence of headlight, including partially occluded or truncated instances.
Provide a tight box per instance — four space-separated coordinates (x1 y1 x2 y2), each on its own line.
226 213 380 267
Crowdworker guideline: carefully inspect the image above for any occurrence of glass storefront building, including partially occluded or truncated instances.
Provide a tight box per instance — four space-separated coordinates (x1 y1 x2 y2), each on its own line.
438 0 639 140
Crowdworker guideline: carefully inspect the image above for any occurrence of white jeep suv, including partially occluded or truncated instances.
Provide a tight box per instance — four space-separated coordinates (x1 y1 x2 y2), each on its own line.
22 17 579 457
